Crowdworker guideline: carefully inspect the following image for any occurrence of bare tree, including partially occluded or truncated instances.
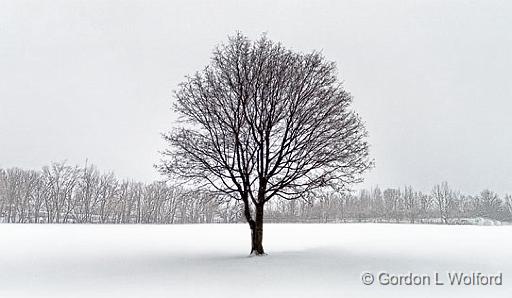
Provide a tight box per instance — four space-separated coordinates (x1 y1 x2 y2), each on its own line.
4 168 23 223
419 193 433 223
160 33 372 255
478 189 502 220
403 186 418 223
432 182 455 224
370 186 384 221
383 188 402 223
29 172 45 223
504 195 512 221
74 163 100 223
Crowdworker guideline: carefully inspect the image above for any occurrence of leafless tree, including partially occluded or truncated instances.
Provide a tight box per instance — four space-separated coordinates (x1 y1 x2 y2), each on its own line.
432 182 455 224
370 186 384 221
41 162 80 223
29 173 45 223
383 188 402 223
504 195 512 221
4 168 23 223
419 193 434 223
74 163 100 223
403 186 418 223
160 33 372 254
477 189 502 219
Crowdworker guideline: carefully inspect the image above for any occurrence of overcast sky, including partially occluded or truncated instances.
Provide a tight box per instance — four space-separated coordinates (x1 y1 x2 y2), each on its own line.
1 0 511 194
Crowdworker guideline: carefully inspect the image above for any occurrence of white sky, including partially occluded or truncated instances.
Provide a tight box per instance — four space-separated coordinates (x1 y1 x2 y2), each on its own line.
1 0 511 194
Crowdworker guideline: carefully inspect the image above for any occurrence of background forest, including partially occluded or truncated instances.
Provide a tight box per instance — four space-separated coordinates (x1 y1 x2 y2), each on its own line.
1 162 510 224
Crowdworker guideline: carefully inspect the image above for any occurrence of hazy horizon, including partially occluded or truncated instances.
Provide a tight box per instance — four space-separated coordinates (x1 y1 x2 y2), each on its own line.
1 0 511 194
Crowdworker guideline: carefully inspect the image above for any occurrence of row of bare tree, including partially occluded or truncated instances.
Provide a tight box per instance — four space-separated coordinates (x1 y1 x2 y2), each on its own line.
1 163 510 224
0 162 242 224
265 182 512 224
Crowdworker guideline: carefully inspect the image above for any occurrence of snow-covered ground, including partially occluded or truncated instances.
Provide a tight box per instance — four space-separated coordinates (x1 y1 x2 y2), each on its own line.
1 224 510 298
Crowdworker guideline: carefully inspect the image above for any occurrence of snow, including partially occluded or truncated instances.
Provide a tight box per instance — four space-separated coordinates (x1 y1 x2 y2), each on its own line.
1 223 511 298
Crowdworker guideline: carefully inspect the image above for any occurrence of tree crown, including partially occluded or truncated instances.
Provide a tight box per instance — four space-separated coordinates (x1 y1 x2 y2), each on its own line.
160 33 372 204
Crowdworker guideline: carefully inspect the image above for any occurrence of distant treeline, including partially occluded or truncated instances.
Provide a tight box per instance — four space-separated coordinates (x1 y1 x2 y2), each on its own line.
1 162 511 224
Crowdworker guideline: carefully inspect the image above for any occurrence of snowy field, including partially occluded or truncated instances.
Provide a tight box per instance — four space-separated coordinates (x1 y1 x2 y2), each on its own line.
1 224 511 298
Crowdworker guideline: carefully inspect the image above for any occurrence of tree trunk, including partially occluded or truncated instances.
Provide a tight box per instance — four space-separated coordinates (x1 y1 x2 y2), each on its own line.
250 204 265 255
